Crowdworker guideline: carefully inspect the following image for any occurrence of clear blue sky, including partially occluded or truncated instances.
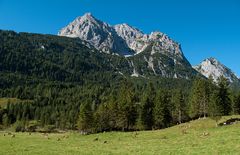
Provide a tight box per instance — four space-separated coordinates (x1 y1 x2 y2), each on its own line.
0 0 240 75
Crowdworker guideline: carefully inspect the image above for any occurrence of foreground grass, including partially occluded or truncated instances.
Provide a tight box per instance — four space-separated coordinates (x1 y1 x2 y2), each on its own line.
1 116 240 155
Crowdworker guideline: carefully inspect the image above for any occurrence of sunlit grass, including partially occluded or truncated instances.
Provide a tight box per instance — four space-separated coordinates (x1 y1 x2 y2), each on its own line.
0 116 240 155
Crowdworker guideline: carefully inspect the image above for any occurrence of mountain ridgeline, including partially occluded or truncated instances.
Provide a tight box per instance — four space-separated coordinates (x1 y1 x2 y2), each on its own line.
59 13 196 79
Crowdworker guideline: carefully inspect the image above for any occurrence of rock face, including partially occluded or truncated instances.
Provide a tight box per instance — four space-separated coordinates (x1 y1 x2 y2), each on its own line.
130 31 184 57
114 23 144 51
59 13 197 79
59 13 185 58
193 57 239 83
58 13 133 55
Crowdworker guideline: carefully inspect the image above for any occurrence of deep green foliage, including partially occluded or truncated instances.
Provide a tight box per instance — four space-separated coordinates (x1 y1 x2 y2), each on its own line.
233 93 240 114
215 76 232 115
189 78 212 118
77 102 93 132
139 83 155 130
171 89 188 124
154 90 172 128
116 80 137 131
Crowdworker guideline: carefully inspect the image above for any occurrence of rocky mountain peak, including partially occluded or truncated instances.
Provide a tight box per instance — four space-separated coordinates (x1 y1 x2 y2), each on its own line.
77 13 101 25
83 12 93 18
58 13 132 55
58 13 186 58
205 57 219 65
193 57 239 83
58 13 195 79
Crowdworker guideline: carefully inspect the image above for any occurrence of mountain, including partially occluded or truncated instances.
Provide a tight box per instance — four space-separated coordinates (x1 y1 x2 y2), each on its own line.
59 13 184 57
193 57 239 83
58 13 133 55
58 13 197 79
0 29 199 93
0 30 204 134
0 30 197 82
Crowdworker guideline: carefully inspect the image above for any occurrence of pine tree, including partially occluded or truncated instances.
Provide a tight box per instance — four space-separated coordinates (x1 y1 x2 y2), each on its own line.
117 80 137 131
77 102 93 133
216 76 232 115
139 82 155 130
107 95 118 130
94 103 110 132
189 78 210 118
154 90 172 129
172 89 187 124
208 90 222 126
233 93 240 114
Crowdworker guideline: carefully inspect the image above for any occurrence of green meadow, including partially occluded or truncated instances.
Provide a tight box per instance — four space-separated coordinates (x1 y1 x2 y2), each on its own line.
1 116 240 155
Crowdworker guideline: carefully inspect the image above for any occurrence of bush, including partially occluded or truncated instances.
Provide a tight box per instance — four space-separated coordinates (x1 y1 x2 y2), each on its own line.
40 125 56 133
14 121 26 132
26 120 39 132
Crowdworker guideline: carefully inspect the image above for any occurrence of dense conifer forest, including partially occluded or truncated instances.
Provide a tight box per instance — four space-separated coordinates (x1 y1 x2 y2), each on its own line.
0 30 240 133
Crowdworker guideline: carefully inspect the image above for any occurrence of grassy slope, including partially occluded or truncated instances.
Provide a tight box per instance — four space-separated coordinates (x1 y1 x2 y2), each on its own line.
1 116 240 155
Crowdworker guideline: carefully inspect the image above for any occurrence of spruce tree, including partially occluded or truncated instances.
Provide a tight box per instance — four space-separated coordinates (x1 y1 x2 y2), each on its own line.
233 93 240 114
77 102 93 132
94 103 110 132
117 80 137 131
189 78 210 118
107 95 118 130
140 82 155 130
216 76 232 115
172 89 187 124
154 90 172 129
208 90 222 126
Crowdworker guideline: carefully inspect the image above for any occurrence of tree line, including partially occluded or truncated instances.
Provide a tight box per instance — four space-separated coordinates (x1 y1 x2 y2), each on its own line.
0 76 240 133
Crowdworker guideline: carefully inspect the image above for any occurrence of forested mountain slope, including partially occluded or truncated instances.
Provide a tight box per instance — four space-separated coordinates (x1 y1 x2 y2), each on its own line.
0 30 239 133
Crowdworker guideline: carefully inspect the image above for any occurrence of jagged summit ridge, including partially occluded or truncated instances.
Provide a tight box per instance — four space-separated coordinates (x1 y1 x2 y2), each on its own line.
58 13 184 59
58 13 132 55
193 57 239 83
114 23 144 51
58 13 197 79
